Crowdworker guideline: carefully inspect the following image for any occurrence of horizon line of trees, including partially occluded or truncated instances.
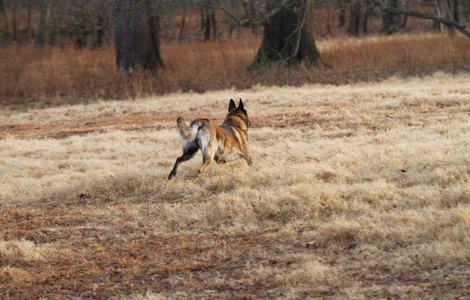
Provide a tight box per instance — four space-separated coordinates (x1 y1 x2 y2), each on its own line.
0 0 468 72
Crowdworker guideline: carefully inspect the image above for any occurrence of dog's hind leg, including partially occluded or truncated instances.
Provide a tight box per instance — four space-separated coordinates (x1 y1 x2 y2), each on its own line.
168 146 198 180
198 150 214 175
244 154 253 166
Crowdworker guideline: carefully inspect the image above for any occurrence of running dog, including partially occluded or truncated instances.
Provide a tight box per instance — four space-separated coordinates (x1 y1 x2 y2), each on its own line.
168 99 252 179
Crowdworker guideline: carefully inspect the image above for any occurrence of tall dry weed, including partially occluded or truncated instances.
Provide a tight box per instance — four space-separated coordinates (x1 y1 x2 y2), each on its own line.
1 33 469 105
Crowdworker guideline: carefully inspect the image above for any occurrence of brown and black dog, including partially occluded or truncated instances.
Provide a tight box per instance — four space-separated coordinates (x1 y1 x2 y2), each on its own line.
168 99 252 179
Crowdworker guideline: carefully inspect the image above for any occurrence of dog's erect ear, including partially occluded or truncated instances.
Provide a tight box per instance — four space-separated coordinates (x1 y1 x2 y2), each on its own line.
238 98 244 110
228 99 236 112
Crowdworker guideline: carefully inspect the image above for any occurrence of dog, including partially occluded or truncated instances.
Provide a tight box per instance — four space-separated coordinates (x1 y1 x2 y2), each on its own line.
168 99 252 179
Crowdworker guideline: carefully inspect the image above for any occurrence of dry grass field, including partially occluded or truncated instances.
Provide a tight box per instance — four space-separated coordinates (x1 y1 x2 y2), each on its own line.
1 72 470 299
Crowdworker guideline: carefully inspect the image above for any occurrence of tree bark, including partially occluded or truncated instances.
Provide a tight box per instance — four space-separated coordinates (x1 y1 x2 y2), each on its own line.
12 0 17 40
179 6 186 43
204 6 216 41
452 0 459 22
38 0 50 47
382 0 401 33
51 2 63 47
338 0 346 27
211 9 217 39
464 0 470 22
249 0 260 38
200 5 205 30
363 0 372 34
94 7 105 48
204 9 211 40
248 0 329 70
114 0 164 73
27 0 32 41
1 0 8 33
401 0 409 28
348 0 362 36
326 0 333 36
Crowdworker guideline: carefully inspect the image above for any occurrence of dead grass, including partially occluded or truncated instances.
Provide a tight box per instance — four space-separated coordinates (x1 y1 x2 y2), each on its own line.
1 72 470 298
1 33 470 105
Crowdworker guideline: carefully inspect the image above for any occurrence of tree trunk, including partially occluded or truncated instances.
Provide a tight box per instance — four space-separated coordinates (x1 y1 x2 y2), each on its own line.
204 7 216 40
434 0 451 32
326 0 333 36
12 0 17 40
51 3 63 47
114 0 164 73
1 0 8 33
204 8 211 40
179 6 186 43
248 0 329 70
143 0 164 71
348 0 362 36
363 0 371 34
211 10 216 39
338 0 346 27
249 0 260 39
94 7 105 48
401 0 409 28
452 0 459 22
75 21 87 49
27 0 32 41
464 0 470 22
228 0 235 38
200 6 205 31
382 0 401 33
37 0 50 47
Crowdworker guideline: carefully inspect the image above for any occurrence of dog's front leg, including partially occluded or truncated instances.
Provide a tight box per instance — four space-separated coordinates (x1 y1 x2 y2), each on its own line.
241 145 252 166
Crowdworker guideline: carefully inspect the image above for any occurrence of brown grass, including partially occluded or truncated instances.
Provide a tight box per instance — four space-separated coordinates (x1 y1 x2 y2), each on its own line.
1 33 470 105
1 72 470 298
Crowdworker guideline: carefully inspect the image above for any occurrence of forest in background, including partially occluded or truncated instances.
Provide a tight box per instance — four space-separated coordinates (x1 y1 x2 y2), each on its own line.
0 0 469 106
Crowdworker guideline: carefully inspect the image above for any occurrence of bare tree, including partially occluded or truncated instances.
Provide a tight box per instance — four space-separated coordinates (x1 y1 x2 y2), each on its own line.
380 0 470 38
218 0 329 69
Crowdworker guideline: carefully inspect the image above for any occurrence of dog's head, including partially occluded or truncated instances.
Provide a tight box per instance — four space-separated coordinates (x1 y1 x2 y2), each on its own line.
228 98 251 128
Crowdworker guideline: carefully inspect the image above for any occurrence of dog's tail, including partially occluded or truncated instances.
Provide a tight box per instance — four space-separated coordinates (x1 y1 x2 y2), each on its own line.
176 116 201 142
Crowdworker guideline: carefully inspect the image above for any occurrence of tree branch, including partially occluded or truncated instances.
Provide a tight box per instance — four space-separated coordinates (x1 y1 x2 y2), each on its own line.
382 5 470 38
213 0 291 26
